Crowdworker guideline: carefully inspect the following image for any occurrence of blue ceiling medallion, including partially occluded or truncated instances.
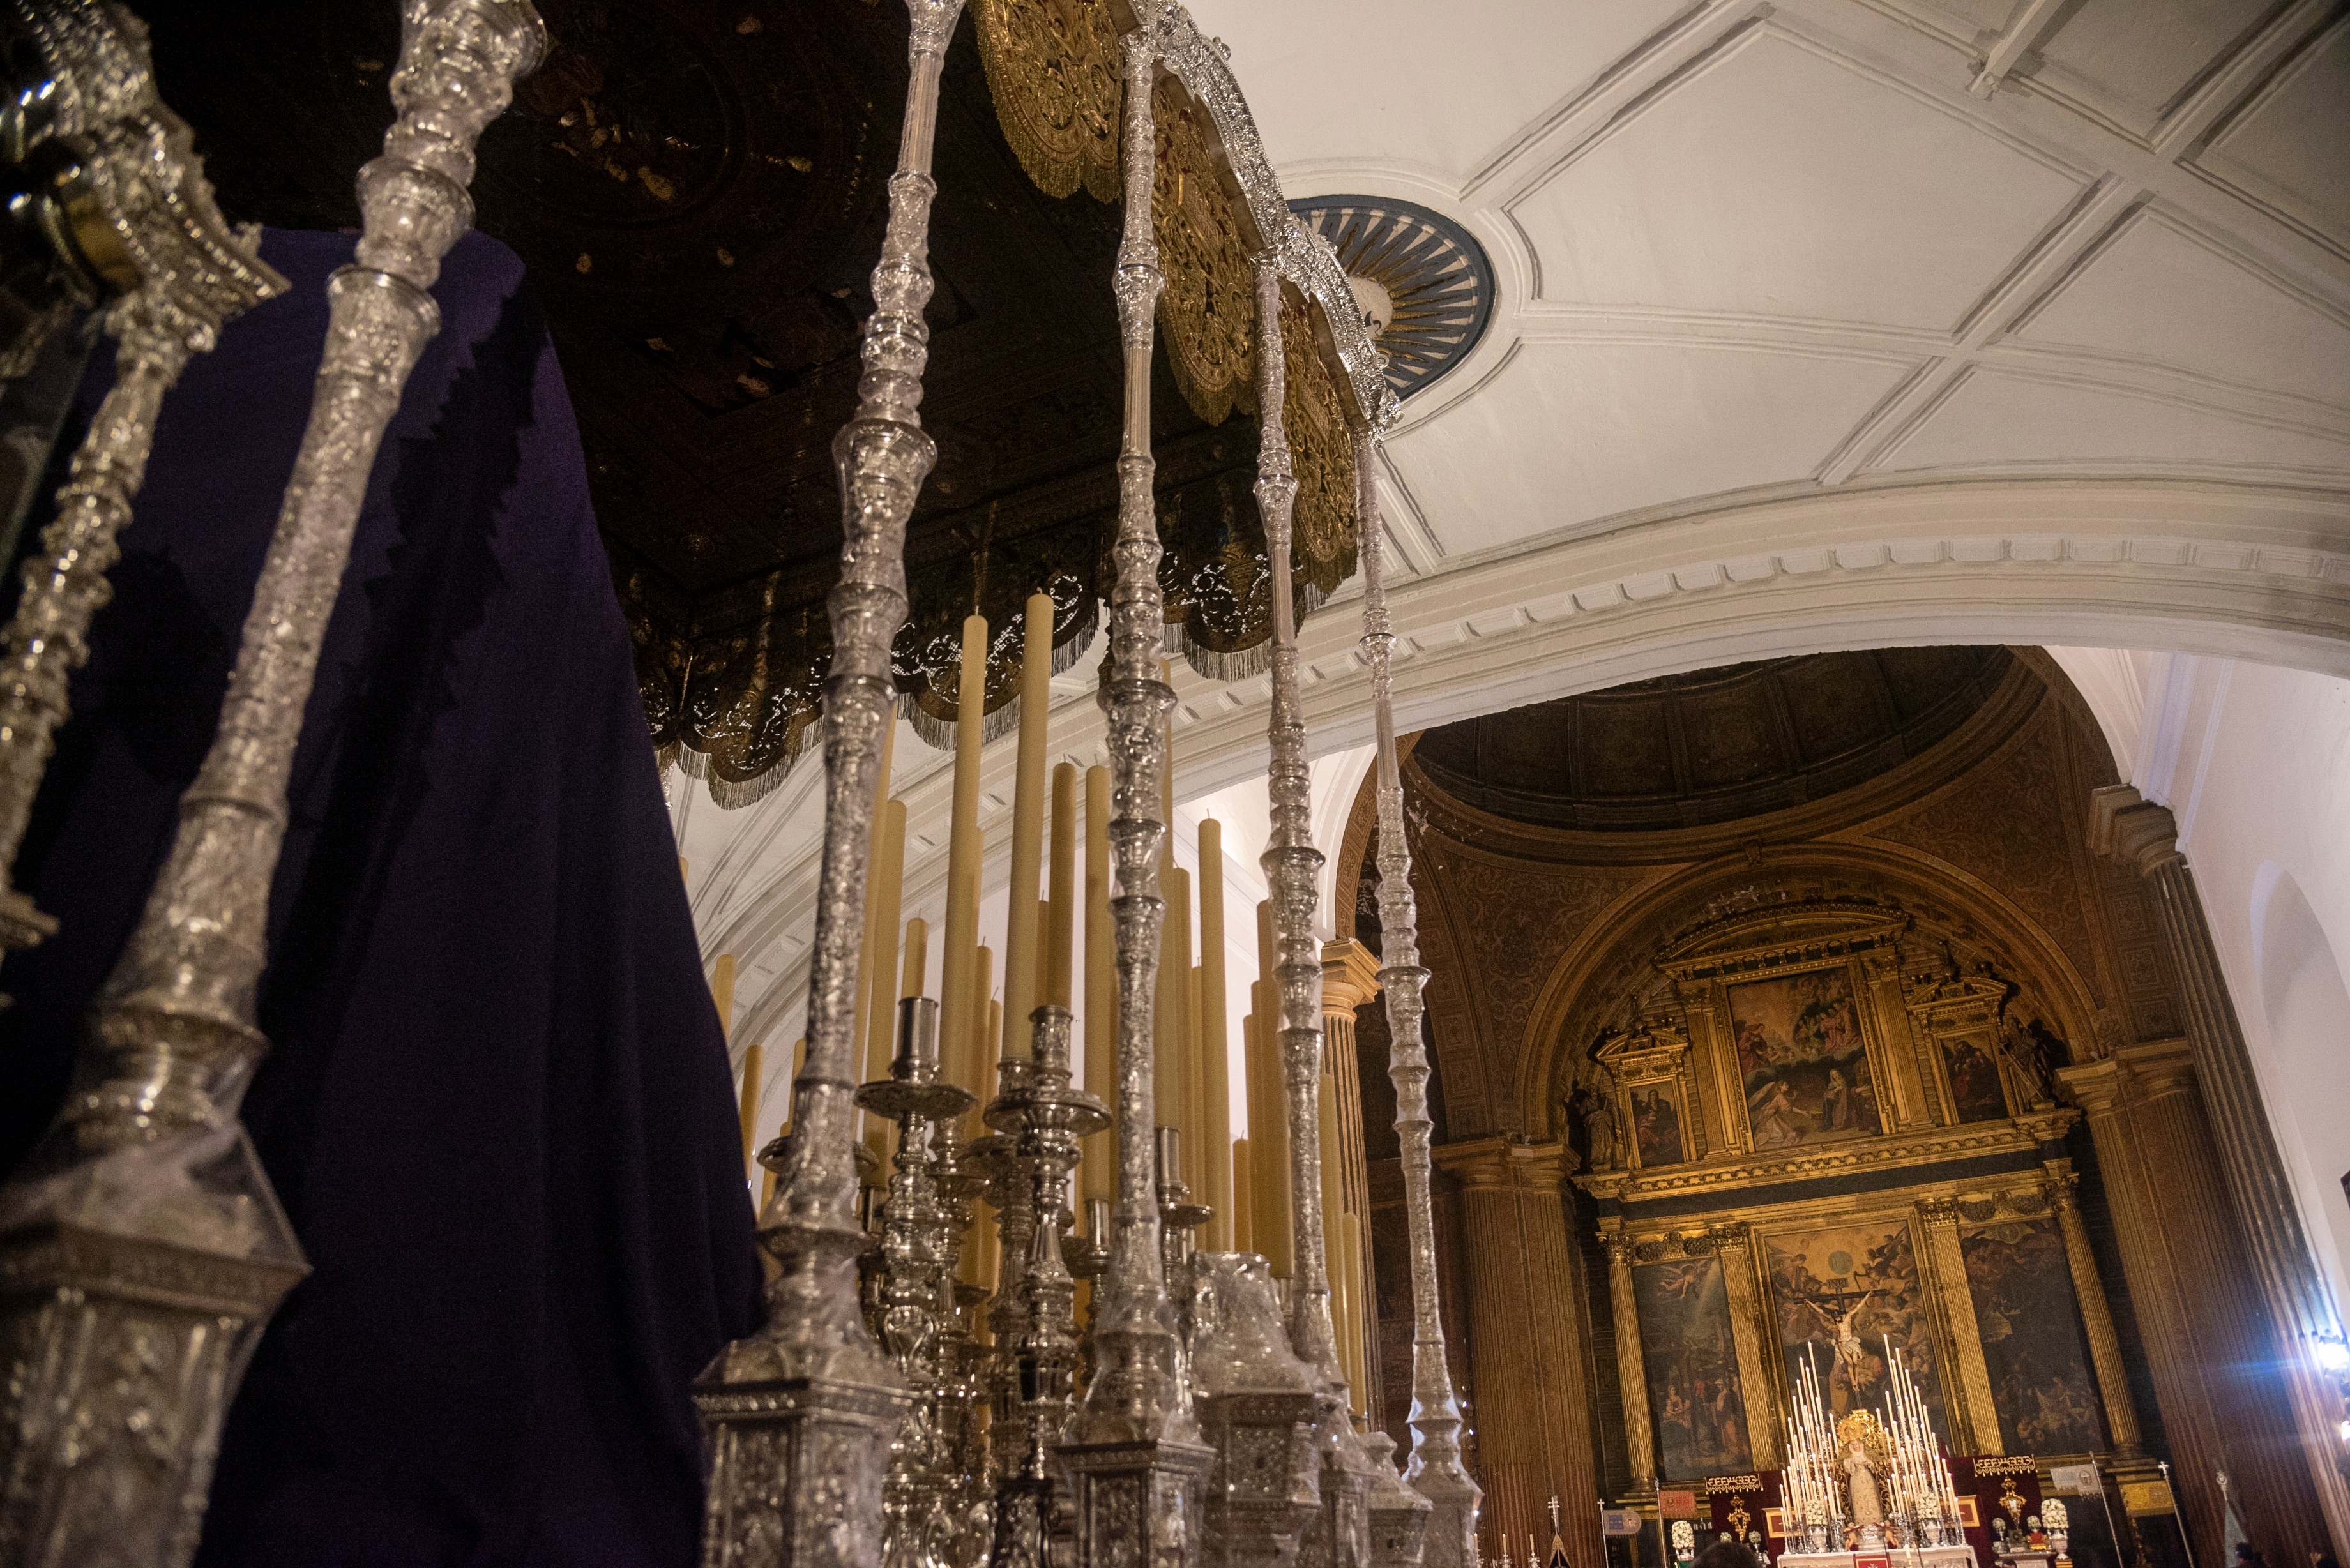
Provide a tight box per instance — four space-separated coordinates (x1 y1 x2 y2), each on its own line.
1289 196 1496 400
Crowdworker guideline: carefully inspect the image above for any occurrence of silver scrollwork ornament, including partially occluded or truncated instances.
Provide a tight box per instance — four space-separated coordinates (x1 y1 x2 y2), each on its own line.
0 4 544 1566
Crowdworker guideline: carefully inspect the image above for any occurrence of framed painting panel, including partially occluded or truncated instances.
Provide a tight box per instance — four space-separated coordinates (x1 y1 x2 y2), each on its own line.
1939 1031 2010 1124
1728 961 1884 1149
1763 1212 1950 1444
1632 1254 1754 1481
1959 1216 2105 1454
1625 1076 1692 1168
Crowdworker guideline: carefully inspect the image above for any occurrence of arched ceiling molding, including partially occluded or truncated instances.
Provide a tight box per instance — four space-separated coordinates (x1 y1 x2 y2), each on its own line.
694 477 2346 1060
1506 840 2112 1148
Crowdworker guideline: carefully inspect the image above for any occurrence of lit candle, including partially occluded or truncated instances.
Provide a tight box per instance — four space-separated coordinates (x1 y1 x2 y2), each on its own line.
939 613 988 1118
1198 818 1231 1250
1002 592 1054 1060
1048 762 1077 1007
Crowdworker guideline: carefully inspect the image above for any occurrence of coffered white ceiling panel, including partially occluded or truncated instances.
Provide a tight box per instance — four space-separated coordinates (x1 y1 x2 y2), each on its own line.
2029 0 2284 134
2190 14 2350 253
1877 366 2350 478
2012 211 2350 409
1386 342 1916 556
1183 0 1689 185
1507 26 2089 332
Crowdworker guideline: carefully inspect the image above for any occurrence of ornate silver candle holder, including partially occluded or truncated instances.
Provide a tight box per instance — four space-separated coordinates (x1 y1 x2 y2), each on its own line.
931 1118 996 1565
856 996 974 1568
984 1004 1108 1568
1155 1124 1215 1292
1189 1250 1331 1568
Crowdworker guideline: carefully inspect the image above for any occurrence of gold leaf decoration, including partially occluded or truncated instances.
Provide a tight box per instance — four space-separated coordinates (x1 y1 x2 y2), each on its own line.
1153 75 1255 428
971 0 1121 203
1284 292 1357 602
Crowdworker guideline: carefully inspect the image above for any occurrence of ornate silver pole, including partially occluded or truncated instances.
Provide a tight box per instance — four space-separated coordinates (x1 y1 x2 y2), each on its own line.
1254 247 1372 1568
1355 430 1480 1565
1059 11 1213 1564
695 3 961 1563
0 4 542 1564
0 1 287 969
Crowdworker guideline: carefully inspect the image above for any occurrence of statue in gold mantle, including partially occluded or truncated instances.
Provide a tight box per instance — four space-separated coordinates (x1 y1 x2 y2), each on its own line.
1835 1411 1895 1549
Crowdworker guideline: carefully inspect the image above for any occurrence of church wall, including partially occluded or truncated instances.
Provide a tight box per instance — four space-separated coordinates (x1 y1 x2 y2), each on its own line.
1351 657 2339 1568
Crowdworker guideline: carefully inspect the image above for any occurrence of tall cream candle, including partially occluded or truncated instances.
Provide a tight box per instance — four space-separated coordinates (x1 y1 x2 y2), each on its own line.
1082 765 1115 1203
900 916 929 1000
1156 864 1192 1138
966 944 995 1131
1230 1135 1254 1255
736 1042 762 1177
860 797 907 1154
1187 963 1206 1196
1245 1008 1293 1276
1001 592 1053 1060
1048 762 1077 1007
851 720 897 1082
1198 818 1231 1250
939 613 988 1117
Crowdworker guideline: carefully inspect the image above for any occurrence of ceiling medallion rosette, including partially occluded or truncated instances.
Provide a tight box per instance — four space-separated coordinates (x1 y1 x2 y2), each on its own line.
1290 197 1494 400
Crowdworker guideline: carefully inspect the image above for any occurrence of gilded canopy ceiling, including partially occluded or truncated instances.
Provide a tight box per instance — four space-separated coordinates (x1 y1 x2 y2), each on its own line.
142 0 1389 805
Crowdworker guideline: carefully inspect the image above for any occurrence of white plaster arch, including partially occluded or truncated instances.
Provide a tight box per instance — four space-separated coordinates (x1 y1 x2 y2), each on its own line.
694 474 2347 1090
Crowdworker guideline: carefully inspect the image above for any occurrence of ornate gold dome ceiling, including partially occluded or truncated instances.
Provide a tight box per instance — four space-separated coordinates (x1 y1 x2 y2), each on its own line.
1410 645 2012 833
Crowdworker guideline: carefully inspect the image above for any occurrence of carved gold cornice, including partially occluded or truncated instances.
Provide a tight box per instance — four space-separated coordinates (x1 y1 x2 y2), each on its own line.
1432 1136 1575 1194
2056 1036 2196 1114
1570 1108 2077 1203
1656 901 1910 984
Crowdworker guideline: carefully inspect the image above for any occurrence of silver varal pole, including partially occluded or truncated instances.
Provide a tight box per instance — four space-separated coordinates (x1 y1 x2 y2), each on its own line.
1356 426 1481 1565
694 3 962 1564
1254 244 1374 1568
0 0 288 979
0 4 543 1564
1058 8 1214 1564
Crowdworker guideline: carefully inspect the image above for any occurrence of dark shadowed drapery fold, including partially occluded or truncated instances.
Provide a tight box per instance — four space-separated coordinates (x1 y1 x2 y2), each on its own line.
0 229 760 1567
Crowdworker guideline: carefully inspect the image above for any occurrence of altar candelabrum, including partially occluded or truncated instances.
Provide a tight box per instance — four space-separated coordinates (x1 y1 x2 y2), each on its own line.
1155 1125 1213 1305
857 995 976 1568
931 1113 996 1565
985 1005 1109 1568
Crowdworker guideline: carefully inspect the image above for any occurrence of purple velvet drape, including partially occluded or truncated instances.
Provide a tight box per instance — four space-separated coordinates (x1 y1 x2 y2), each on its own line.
0 229 761 1565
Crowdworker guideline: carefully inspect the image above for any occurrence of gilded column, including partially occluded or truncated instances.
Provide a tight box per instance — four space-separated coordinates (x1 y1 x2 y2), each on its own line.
1439 1138 1604 1555
1707 1222 1782 1470
1597 1225 1658 1500
2060 1042 2333 1568
2091 786 2350 1555
1324 936 1384 1413
1916 1198 2001 1458
2038 1159 2144 1457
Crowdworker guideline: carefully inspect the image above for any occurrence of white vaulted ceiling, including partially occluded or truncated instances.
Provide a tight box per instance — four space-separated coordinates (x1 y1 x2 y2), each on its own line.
680 0 2350 1074
1183 0 2350 568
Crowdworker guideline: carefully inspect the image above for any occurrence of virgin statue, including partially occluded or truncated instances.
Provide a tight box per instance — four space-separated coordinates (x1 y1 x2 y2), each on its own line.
1844 1437 1886 1530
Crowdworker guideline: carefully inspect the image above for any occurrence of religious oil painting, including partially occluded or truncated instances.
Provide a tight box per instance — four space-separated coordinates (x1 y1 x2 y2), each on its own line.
1765 1216 1948 1443
1960 1218 2104 1455
1729 964 1883 1148
1628 1078 1690 1168
1941 1034 2010 1123
1634 1255 1754 1480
